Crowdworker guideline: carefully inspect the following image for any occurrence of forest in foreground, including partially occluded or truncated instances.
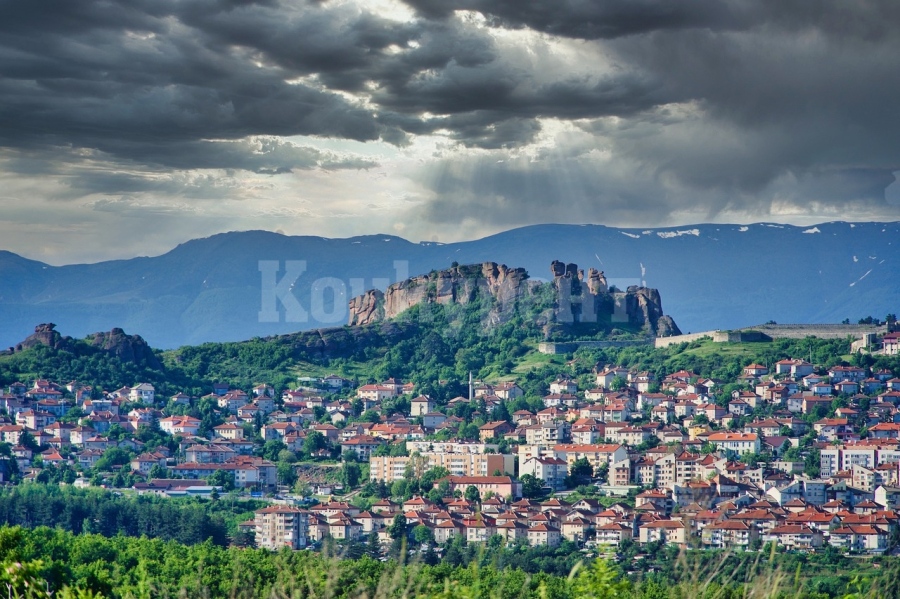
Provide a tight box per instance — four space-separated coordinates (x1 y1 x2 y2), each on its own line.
1 525 899 599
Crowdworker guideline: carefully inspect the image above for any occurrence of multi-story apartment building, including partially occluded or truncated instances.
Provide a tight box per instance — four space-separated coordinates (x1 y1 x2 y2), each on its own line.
405 441 499 454
525 421 571 445
520 456 567 490
369 452 515 482
254 506 309 550
820 444 900 477
551 444 628 471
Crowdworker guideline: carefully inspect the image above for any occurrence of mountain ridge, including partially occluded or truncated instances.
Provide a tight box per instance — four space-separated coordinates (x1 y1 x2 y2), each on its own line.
1 221 897 348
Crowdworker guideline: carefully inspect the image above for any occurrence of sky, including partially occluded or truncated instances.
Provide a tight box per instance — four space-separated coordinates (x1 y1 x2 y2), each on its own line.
2 0 900 264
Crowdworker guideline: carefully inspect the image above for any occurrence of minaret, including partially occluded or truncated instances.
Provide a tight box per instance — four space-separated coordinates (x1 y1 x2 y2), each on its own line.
469 371 473 401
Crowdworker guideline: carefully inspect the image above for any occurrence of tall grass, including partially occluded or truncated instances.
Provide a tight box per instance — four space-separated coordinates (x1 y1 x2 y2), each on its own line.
0 537 893 599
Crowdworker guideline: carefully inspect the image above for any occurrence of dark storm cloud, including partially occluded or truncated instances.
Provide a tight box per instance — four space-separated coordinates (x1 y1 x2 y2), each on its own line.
402 0 753 38
394 0 900 225
0 0 899 229
0 0 397 172
402 0 900 42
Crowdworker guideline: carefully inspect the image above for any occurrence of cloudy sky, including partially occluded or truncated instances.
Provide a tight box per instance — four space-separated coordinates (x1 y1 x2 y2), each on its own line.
2 0 900 264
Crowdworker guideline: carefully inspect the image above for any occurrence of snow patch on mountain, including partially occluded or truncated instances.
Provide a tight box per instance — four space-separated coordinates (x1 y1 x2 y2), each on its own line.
657 229 700 239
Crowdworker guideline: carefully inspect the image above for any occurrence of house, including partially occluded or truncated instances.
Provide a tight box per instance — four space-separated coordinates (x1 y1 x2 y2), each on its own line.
639 520 686 546
17 409 55 430
237 404 260 422
340 435 383 461
486 382 522 400
809 381 833 396
213 423 245 440
479 421 513 442
728 399 751 416
765 524 823 550
422 412 447 429
550 376 578 395
775 360 814 377
527 523 561 547
158 416 201 436
829 525 887 553
814 418 853 442
130 453 167 474
129 383 156 405
356 384 396 402
410 395 437 417
828 366 867 383
169 393 192 406
702 520 757 549
707 432 760 455
743 364 769 377
884 333 900 356
185 444 237 464
253 384 275 397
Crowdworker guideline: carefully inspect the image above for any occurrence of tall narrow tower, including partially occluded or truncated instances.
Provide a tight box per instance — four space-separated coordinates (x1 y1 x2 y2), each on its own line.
469 371 473 401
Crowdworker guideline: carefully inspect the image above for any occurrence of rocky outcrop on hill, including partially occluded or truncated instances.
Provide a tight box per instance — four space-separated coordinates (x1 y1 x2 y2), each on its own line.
13 323 71 352
623 287 681 337
348 261 681 337
547 261 680 337
85 327 162 370
7 323 162 369
349 262 533 326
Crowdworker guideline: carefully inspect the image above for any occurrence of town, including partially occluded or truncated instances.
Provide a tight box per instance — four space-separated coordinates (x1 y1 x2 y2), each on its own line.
2 329 900 557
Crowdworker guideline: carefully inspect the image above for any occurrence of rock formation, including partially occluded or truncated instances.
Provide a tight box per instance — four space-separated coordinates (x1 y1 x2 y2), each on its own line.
85 327 162 369
623 287 681 337
14 323 68 352
349 262 532 326
348 261 681 337
8 323 162 369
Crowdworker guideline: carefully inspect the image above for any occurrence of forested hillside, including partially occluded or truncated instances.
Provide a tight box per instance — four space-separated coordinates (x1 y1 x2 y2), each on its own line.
1 299 895 402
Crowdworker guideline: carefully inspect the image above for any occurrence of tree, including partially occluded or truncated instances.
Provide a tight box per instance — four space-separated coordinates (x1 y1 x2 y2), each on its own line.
19 431 40 452
293 480 312 497
387 513 407 540
594 462 609 483
464 485 481 502
277 461 298 486
569 457 593 481
93 447 132 473
365 531 382 559
341 461 361 488
609 376 628 391
520 474 544 498
260 440 287 461
420 466 449 490
412 524 433 545
302 431 327 457
804 447 821 477
207 468 235 492
277 449 297 463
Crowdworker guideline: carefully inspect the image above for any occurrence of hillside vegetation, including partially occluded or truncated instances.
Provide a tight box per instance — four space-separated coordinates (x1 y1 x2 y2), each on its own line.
2 525 899 599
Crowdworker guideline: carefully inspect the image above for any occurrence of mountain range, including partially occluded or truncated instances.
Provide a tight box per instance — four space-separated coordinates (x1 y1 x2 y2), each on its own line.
1 221 896 349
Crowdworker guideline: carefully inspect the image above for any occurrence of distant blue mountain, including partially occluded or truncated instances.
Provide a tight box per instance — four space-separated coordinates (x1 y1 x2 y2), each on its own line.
1 222 896 348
